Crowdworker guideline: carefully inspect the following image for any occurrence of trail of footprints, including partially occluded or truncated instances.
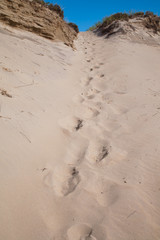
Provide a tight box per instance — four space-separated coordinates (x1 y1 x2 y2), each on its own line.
44 35 128 240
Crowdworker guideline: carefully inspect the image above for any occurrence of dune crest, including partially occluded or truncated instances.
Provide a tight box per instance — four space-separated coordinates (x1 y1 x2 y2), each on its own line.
0 0 78 46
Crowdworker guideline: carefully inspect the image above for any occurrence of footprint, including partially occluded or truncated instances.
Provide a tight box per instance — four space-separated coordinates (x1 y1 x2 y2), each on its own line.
72 94 84 104
67 224 96 240
80 76 92 86
46 165 80 197
79 120 109 141
83 88 100 100
58 116 83 134
85 139 110 164
84 177 120 207
75 105 99 119
101 93 113 102
83 100 102 112
64 135 88 165
91 80 107 92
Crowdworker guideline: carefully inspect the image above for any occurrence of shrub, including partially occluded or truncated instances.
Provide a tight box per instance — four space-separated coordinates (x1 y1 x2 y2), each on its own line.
102 13 129 25
48 3 64 19
88 13 129 31
131 12 144 18
88 11 160 32
68 23 79 33
145 11 154 17
88 21 102 31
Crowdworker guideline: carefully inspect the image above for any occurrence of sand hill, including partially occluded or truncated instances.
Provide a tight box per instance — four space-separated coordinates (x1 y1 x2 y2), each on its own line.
0 5 160 240
0 0 78 46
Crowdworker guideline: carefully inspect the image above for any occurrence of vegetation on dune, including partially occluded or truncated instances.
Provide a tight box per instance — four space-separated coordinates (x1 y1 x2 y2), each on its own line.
68 22 79 33
88 11 160 31
32 1 80 31
32 0 64 18
48 3 64 18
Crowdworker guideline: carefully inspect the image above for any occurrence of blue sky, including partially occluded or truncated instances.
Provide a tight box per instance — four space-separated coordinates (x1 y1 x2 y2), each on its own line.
48 0 160 31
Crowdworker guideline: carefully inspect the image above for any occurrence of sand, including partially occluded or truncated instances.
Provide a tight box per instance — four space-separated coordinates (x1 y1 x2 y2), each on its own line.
0 22 160 240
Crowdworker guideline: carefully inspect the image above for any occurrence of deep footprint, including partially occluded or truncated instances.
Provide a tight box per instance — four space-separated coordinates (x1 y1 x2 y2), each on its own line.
58 116 83 134
75 105 99 119
52 165 80 196
67 224 97 240
86 140 109 164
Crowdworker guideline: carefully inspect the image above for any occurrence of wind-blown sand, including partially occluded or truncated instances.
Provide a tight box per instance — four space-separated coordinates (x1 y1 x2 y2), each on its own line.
0 22 160 240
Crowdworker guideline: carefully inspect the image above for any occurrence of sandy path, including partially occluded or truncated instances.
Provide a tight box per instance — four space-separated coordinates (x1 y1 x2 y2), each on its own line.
0 24 160 240
49 32 160 240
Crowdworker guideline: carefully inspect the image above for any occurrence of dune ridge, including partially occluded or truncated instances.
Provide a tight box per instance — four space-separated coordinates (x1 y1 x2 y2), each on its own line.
0 8 160 240
0 0 78 46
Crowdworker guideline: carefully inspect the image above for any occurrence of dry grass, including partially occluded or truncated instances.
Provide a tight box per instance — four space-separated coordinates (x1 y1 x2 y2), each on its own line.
31 0 64 18
88 11 160 32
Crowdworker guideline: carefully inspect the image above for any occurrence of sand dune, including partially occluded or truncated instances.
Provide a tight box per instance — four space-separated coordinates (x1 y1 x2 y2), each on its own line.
0 21 160 240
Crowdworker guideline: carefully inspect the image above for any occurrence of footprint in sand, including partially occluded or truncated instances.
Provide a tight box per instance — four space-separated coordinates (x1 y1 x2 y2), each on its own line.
58 116 83 134
67 223 107 240
79 120 108 141
75 104 99 120
85 139 110 164
67 224 96 240
91 80 108 92
45 165 80 197
83 88 100 100
80 76 93 86
84 177 120 207
64 135 88 165
83 100 102 113
72 94 84 104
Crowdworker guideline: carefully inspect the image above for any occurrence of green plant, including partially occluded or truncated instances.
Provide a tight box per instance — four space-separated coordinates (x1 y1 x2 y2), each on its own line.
145 11 155 17
88 11 160 31
88 21 102 31
88 13 129 31
129 11 145 18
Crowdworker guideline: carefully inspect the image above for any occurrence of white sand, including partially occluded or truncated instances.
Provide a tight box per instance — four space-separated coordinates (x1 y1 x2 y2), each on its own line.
0 23 160 240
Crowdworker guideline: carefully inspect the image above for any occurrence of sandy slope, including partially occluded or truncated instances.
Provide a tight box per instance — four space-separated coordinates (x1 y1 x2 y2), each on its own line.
0 0 77 46
0 22 160 240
